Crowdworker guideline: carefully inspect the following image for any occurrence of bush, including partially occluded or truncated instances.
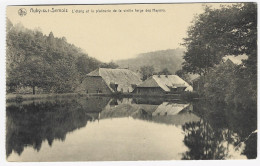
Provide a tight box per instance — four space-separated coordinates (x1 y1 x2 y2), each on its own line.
180 91 199 101
15 95 23 103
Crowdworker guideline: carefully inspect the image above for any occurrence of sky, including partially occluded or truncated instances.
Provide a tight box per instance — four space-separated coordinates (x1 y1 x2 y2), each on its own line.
7 3 225 62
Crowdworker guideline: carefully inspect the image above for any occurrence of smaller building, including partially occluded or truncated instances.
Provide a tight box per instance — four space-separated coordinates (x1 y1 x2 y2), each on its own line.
133 75 193 95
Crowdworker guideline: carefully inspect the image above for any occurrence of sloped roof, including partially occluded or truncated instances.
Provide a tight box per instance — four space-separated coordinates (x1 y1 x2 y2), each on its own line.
223 55 247 65
137 75 191 92
87 69 100 76
152 102 190 116
150 111 200 126
136 77 160 88
87 68 142 93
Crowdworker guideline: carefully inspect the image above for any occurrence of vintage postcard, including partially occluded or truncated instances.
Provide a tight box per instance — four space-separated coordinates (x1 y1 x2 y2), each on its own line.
4 1 257 163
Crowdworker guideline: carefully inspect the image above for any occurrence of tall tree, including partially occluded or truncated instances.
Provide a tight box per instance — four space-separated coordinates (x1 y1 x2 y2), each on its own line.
182 3 257 76
9 57 54 94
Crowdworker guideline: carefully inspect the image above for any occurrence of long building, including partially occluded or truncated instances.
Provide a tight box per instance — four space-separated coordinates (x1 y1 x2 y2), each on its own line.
77 68 142 94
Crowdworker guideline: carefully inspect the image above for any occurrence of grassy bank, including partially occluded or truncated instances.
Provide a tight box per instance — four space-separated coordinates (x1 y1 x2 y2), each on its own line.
6 93 85 103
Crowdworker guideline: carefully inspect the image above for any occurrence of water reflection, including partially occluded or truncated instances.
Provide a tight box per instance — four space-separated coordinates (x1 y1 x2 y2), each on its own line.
6 97 256 161
181 101 257 159
6 99 93 157
99 98 200 126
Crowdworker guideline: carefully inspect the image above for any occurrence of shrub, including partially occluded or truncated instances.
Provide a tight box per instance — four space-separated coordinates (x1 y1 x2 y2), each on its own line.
180 91 199 101
15 95 23 103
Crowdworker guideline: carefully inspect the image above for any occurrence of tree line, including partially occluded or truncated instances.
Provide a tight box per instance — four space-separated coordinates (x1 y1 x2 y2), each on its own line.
181 3 257 105
6 19 118 94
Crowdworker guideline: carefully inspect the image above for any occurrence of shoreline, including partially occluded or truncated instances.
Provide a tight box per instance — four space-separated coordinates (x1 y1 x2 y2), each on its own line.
6 92 198 103
6 93 83 103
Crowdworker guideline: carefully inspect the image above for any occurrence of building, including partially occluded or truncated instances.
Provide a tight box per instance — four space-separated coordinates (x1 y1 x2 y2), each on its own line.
77 68 142 94
133 75 193 95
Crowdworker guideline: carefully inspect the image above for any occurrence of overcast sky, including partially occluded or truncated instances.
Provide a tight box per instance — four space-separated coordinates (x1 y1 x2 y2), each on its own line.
7 3 224 62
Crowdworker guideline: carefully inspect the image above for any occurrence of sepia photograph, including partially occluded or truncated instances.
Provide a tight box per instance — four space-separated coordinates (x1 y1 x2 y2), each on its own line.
3 1 257 163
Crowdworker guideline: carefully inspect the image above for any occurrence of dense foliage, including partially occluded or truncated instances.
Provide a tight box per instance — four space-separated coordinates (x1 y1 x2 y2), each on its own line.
175 69 191 84
139 65 155 81
156 68 171 75
139 65 174 81
198 59 257 106
6 19 118 94
182 3 256 76
182 3 257 104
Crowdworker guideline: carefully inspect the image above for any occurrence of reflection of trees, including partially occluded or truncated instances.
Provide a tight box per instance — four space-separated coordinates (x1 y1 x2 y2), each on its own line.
242 133 257 159
182 101 257 159
182 120 227 159
6 98 103 157
132 97 164 105
230 101 257 159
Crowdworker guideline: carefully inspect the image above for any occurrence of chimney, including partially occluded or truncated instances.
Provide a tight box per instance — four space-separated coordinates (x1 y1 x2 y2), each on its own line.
131 84 137 89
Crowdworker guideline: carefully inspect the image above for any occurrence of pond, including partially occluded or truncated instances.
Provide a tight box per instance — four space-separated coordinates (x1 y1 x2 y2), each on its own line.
6 96 257 161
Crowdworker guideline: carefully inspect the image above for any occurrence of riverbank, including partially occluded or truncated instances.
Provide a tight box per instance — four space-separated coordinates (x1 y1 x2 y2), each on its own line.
6 93 84 103
6 91 199 103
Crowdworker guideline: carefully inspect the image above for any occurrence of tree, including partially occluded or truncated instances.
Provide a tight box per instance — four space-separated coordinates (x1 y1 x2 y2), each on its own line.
52 58 79 93
157 68 171 75
182 3 257 77
100 61 119 69
76 55 100 81
139 65 155 81
10 58 54 94
201 60 237 103
182 3 257 104
175 69 191 83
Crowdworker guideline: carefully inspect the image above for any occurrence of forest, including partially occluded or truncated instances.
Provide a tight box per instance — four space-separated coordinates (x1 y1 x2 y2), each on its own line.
6 18 118 94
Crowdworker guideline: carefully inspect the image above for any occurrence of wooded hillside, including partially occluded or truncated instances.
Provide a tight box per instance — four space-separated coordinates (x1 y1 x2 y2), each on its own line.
6 19 105 94
116 48 185 74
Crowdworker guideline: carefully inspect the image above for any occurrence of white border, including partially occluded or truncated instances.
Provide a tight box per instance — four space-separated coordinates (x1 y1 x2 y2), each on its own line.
0 0 259 166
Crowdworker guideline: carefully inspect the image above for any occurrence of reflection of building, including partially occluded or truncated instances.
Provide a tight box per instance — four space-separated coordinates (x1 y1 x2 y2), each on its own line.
78 97 111 119
99 98 199 126
147 103 198 126
152 102 190 116
133 75 193 95
77 68 142 94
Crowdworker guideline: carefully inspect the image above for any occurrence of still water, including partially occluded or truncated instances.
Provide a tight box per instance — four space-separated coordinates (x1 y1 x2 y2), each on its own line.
6 96 257 161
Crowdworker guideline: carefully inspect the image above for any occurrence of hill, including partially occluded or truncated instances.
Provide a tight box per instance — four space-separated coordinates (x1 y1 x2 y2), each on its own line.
116 48 185 74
